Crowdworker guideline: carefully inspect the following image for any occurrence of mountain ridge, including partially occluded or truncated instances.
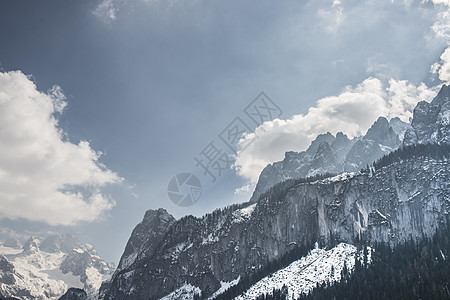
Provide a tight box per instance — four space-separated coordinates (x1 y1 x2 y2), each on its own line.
0 233 114 300
99 84 450 300
250 116 406 203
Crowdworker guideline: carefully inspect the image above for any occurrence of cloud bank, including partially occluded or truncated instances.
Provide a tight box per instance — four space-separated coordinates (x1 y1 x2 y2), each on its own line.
430 0 450 84
233 0 450 186
234 78 438 184
93 0 117 24
0 71 122 226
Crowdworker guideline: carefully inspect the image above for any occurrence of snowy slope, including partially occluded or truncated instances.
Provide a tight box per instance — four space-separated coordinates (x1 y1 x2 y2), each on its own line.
234 243 359 300
159 283 202 300
208 277 240 300
156 243 367 300
0 235 114 300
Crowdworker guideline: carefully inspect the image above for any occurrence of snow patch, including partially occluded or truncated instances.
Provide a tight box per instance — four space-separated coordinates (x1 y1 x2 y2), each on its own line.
208 277 240 300
159 283 201 300
379 144 393 154
232 204 257 223
322 172 358 183
202 233 219 245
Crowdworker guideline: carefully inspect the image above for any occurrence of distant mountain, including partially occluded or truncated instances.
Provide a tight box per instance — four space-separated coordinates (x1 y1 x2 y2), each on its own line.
250 116 406 202
389 116 411 141
249 132 354 203
0 234 114 300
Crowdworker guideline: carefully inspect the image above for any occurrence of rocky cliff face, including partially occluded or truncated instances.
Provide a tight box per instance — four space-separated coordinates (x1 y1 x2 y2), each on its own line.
404 84 450 145
98 209 176 299
389 116 411 141
102 156 449 300
116 208 176 273
102 85 450 300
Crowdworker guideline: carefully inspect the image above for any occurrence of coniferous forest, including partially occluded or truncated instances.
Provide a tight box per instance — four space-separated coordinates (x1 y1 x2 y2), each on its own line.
211 143 450 300
253 222 450 300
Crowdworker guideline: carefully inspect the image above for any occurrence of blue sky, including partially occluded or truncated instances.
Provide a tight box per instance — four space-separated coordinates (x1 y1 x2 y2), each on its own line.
0 0 449 263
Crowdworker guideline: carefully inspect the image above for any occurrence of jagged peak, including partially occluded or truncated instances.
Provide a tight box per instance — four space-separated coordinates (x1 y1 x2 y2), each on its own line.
335 131 349 141
431 84 450 105
22 236 41 253
315 141 333 156
284 151 302 160
389 117 411 142
40 233 80 253
365 116 389 134
306 132 335 155
332 132 353 150
363 116 399 146
143 208 175 222
404 84 450 145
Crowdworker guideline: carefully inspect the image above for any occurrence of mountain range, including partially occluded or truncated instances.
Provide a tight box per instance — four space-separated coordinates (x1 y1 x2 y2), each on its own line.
1 85 449 299
98 85 450 299
0 234 114 300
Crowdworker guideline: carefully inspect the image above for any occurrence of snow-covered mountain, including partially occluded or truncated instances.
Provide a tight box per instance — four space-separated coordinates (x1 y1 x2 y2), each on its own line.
98 85 450 300
404 84 450 145
250 116 406 202
0 234 114 300
101 154 449 299
235 243 365 300
152 243 366 300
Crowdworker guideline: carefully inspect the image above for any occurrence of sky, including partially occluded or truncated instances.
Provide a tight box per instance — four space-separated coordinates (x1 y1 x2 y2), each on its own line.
0 0 449 263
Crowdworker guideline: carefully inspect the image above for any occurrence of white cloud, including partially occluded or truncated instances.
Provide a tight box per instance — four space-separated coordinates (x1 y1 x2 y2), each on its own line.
430 0 450 39
318 0 345 33
234 183 253 196
233 78 437 183
430 61 440 74
432 12 450 40
0 71 122 226
93 0 118 24
387 79 439 121
435 47 450 83
430 46 450 85
432 0 450 6
427 0 450 84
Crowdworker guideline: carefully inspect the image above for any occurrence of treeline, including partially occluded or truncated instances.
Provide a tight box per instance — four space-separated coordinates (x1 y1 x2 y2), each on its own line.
258 143 450 204
259 222 450 300
260 144 450 209
372 143 450 171
209 143 449 299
